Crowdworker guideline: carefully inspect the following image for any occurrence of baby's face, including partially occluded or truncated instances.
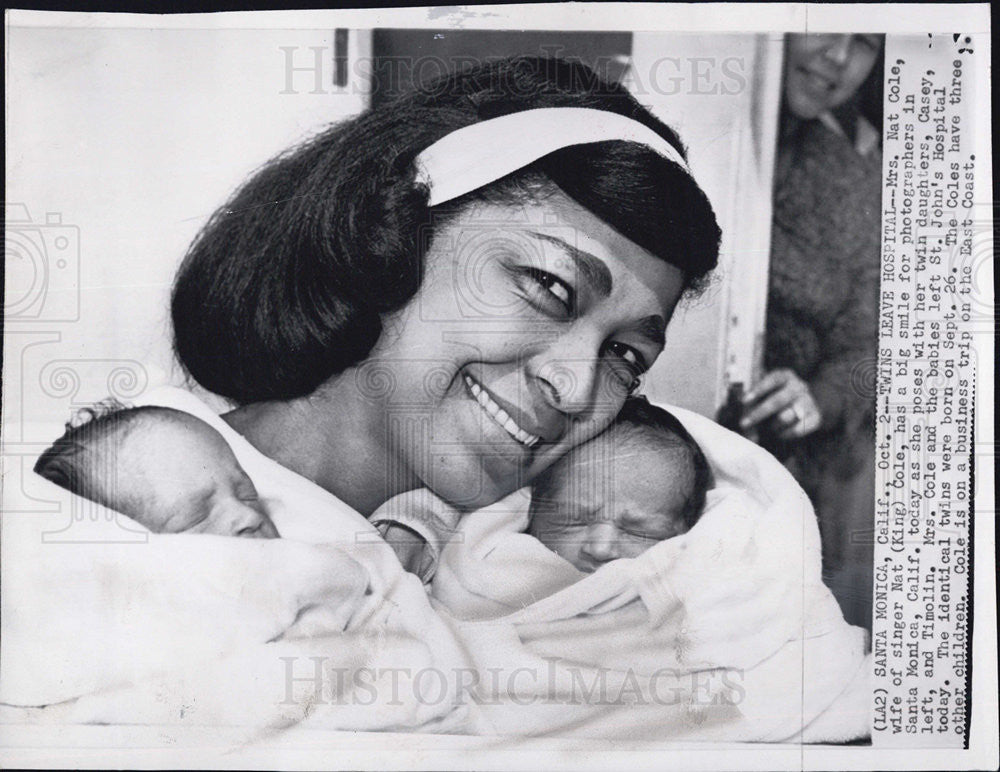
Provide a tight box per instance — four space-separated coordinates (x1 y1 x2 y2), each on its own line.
530 438 690 573
120 415 278 538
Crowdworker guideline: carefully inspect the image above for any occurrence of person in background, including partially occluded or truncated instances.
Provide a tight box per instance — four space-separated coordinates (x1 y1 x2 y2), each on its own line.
738 34 884 630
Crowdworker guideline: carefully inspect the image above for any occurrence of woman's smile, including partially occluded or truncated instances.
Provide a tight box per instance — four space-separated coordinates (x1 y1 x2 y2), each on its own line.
360 189 686 511
796 66 838 96
783 34 881 119
463 372 541 448
168 56 720 518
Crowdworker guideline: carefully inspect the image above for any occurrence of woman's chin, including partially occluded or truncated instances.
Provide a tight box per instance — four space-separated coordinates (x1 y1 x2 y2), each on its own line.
428 393 543 506
424 457 524 513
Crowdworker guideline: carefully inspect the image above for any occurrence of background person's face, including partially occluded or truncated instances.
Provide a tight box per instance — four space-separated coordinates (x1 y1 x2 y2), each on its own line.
361 191 686 512
783 33 881 120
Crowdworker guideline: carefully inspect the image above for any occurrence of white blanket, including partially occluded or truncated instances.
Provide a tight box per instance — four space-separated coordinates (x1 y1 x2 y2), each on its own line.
1 388 870 743
1 387 481 738
426 404 872 742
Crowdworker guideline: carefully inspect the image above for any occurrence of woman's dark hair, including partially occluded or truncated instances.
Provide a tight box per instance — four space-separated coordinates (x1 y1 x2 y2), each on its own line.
172 56 721 404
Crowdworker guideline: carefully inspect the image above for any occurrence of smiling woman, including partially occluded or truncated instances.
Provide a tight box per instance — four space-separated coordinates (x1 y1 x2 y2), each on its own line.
12 49 879 748
361 194 687 511
170 56 721 516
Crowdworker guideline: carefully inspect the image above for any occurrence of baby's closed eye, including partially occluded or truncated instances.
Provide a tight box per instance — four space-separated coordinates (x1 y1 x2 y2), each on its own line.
617 511 686 540
621 527 663 540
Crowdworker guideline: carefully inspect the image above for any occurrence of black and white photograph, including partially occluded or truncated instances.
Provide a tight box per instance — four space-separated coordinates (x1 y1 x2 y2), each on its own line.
1 4 994 770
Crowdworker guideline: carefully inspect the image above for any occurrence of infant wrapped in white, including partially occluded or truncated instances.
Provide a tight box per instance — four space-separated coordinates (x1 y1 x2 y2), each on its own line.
405 404 873 741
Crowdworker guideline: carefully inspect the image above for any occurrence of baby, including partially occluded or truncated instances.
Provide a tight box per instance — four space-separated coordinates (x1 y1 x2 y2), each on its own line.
528 397 710 572
34 402 278 538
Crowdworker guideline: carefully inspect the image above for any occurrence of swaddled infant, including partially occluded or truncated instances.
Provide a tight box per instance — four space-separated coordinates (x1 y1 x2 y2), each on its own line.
34 401 279 538
528 397 711 572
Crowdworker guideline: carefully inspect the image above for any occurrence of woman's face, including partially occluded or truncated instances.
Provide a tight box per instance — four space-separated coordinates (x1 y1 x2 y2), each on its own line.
360 190 686 511
784 34 881 120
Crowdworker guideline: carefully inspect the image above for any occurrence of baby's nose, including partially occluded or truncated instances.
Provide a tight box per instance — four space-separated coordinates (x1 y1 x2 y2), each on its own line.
241 511 279 538
216 498 274 538
581 522 620 564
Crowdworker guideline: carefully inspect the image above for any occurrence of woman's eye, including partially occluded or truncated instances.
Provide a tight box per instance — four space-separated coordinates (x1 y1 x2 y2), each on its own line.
520 268 575 314
541 275 571 306
604 342 647 385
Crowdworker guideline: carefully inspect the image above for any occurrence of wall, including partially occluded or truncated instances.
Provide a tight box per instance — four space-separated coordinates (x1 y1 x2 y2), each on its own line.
628 32 783 416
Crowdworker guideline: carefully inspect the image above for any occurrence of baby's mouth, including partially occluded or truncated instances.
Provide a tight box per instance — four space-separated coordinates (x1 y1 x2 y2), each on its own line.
463 374 540 448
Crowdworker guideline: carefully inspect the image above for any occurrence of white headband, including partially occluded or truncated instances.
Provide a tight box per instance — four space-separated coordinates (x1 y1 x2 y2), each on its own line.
413 107 691 207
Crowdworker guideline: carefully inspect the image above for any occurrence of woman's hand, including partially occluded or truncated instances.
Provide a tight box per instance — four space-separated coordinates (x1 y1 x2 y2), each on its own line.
741 368 822 440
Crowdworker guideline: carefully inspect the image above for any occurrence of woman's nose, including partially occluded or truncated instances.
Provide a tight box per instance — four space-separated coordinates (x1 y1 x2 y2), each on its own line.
822 34 853 66
580 522 620 564
530 332 604 415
